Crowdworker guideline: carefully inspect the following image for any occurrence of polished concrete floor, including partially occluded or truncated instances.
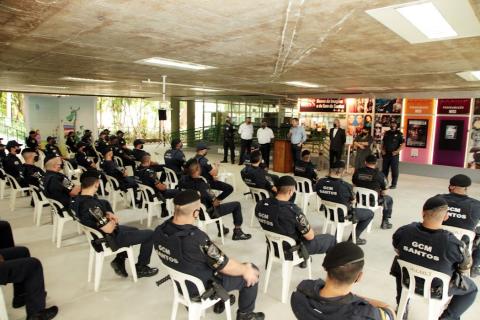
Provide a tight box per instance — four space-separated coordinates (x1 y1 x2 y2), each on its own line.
2 145 480 320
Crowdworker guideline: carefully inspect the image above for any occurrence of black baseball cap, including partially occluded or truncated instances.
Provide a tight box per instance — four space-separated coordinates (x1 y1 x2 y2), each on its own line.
173 189 201 206
449 174 471 188
323 242 364 270
196 141 209 151
6 140 22 149
29 130 36 135
276 175 296 188
423 196 448 211
116 130 124 135
331 160 346 169
301 150 311 157
76 141 87 148
133 139 145 146
171 138 181 149
46 136 56 142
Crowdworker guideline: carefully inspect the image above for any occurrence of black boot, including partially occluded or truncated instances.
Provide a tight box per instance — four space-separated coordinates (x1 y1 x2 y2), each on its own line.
136 264 159 278
381 218 392 229
232 228 252 241
213 294 236 314
237 311 265 320
110 258 128 278
27 306 58 320
217 225 230 237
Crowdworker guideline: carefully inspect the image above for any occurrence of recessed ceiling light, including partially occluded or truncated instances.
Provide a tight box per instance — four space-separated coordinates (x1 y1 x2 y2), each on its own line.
25 84 69 89
135 57 215 71
396 2 456 39
285 81 323 88
191 87 221 92
60 76 116 83
456 71 480 81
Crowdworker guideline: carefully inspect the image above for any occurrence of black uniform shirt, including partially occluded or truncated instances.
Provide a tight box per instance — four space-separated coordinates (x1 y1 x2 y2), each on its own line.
294 160 318 183
22 164 45 188
223 122 235 141
81 135 92 146
3 153 23 179
118 137 126 146
26 137 38 149
241 165 273 192
132 148 148 161
392 222 465 276
44 144 62 157
382 130 404 155
178 175 214 208
66 137 77 152
75 151 93 168
164 149 186 174
95 139 108 155
101 160 124 181
43 170 74 208
291 279 394 320
72 194 113 231
352 166 387 195
255 198 310 243
440 193 480 231
135 166 159 189
194 154 214 182
315 176 354 210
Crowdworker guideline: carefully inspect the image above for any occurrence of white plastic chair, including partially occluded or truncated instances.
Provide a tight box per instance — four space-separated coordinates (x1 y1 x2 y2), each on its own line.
105 175 135 212
79 224 138 292
355 187 383 233
162 264 232 320
441 225 476 253
35 149 46 170
321 200 357 243
262 230 312 303
249 187 270 227
293 176 317 215
197 204 225 245
63 160 81 180
48 198 79 248
138 184 163 227
397 260 452 320
5 174 29 211
0 169 7 200
114 156 124 168
163 167 179 189
30 185 50 227
0 285 8 320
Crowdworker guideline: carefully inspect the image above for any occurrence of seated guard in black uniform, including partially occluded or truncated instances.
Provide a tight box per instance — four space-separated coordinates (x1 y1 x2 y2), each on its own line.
44 137 63 158
132 139 163 172
291 242 395 320
440 174 480 277
75 142 97 169
194 141 234 201
43 155 81 209
21 148 45 188
315 161 374 245
242 142 261 167
80 129 96 157
94 131 109 155
0 220 58 320
294 150 318 184
352 154 394 229
100 147 139 201
110 135 136 169
116 130 126 146
241 151 278 196
179 159 251 241
164 138 186 176
25 131 39 150
3 140 27 186
153 190 265 320
255 176 335 260
72 170 158 278
65 131 77 153
391 196 477 320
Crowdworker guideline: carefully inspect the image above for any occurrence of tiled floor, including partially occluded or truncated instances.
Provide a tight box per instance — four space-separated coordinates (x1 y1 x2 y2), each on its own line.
2 145 480 320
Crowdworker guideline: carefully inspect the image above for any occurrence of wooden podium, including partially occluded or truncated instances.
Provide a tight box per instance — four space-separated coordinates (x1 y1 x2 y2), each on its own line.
273 139 293 173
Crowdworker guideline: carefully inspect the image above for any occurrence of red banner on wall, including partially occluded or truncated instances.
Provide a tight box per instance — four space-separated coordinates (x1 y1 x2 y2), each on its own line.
437 98 471 115
298 98 346 113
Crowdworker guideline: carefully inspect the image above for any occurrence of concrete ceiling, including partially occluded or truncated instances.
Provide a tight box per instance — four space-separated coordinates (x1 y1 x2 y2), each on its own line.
1 0 480 98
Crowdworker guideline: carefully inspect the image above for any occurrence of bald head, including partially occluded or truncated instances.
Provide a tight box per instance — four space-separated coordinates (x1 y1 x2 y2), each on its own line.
45 157 62 171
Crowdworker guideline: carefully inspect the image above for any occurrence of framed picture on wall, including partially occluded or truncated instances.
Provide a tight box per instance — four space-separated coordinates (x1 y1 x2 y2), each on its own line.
406 119 428 148
438 120 464 151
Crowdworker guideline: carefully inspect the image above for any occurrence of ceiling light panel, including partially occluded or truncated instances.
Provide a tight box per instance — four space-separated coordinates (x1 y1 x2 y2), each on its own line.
366 0 480 44
284 81 323 88
135 57 216 71
456 71 480 81
191 87 221 92
61 76 116 83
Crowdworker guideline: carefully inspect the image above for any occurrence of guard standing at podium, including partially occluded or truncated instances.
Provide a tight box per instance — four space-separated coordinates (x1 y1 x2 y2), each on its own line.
390 196 477 320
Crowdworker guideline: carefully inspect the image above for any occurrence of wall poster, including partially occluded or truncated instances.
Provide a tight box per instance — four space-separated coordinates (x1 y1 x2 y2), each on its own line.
375 98 403 114
299 98 346 113
433 115 469 168
467 101 480 169
406 119 428 148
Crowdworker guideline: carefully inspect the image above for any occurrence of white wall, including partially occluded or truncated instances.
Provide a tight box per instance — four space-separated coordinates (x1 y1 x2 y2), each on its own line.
25 95 60 140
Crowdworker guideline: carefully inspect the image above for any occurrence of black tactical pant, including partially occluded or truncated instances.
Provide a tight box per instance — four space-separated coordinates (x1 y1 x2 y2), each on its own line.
0 247 47 316
220 264 260 313
210 180 233 201
114 225 155 266
259 143 271 168
291 144 302 168
304 234 336 255
353 208 374 238
380 195 394 219
0 220 14 248
329 149 342 168
382 154 400 187
223 140 235 163
239 139 252 165
214 201 243 226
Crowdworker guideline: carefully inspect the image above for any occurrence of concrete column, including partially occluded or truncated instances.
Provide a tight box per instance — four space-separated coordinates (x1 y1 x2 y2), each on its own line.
170 98 180 133
186 100 195 144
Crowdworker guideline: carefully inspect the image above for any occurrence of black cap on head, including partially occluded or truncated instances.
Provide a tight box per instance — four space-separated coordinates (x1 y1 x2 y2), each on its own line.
331 160 346 169
80 169 101 183
423 196 448 211
301 150 310 157
276 175 296 188
109 135 118 141
365 154 377 164
47 136 56 142
322 242 364 270
6 140 22 149
116 130 124 135
29 130 36 135
171 138 181 149
77 141 87 148
173 189 201 206
196 141 209 151
449 174 471 188
133 139 145 146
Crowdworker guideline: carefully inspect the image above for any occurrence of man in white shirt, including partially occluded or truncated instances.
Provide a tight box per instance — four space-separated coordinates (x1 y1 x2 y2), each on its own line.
256 120 275 168
238 117 254 165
